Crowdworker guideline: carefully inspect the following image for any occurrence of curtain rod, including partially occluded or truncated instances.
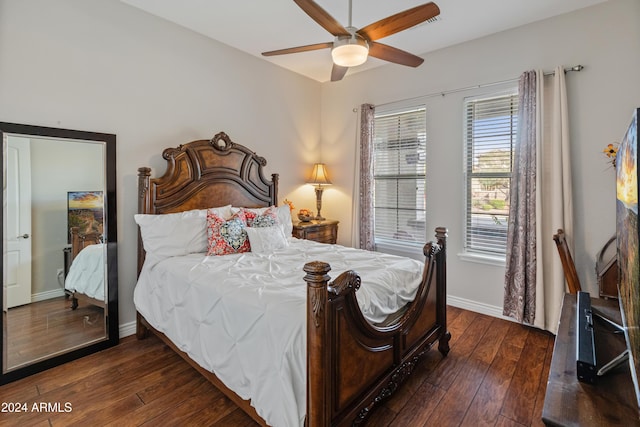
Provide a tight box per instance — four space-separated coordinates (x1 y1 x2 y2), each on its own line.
371 65 584 109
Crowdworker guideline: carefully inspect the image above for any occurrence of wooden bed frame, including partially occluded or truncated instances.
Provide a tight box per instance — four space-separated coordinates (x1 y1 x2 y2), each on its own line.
68 226 105 310
135 131 451 426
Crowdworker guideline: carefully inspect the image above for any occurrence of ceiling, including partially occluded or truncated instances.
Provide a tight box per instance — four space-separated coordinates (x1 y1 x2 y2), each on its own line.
120 0 606 83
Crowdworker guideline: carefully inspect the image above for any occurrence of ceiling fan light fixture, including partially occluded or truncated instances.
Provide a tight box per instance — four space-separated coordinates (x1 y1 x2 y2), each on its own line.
331 36 369 67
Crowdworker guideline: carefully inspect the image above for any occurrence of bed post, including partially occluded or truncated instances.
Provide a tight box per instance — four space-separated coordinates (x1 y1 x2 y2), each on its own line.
136 167 152 341
304 261 331 427
435 226 451 355
137 167 151 277
271 173 279 206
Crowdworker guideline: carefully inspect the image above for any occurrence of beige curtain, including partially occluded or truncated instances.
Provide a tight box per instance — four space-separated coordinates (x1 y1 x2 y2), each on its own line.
351 104 375 250
534 66 573 333
504 66 573 334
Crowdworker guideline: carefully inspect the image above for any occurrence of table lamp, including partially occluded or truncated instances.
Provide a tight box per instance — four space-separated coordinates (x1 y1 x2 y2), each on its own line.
307 163 331 220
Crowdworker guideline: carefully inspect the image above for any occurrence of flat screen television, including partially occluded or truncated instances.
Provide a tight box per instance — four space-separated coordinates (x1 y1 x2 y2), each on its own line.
616 107 640 410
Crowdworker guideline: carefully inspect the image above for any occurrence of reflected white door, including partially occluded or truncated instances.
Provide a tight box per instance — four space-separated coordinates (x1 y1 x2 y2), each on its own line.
6 136 32 308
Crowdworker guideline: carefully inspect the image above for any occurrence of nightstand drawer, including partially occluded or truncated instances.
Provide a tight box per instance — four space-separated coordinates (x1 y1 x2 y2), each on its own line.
305 227 335 243
292 220 339 244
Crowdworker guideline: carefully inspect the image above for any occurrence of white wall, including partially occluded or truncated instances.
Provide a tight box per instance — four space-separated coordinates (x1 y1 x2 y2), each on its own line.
30 138 104 296
319 0 640 315
2 0 639 331
0 0 323 330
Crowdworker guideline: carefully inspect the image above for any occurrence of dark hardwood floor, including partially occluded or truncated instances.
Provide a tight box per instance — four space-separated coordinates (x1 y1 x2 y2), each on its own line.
0 306 553 427
5 296 106 371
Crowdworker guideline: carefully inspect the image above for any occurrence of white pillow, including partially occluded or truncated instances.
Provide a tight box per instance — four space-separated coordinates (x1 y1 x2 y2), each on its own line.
135 205 232 256
232 205 293 237
204 205 233 221
245 226 289 254
275 205 293 237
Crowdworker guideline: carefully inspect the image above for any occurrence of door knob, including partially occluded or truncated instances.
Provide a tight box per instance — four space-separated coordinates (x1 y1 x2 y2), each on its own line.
17 234 30 239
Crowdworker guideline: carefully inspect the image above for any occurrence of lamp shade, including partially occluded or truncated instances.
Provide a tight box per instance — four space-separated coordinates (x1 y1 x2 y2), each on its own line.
331 36 368 67
308 163 332 185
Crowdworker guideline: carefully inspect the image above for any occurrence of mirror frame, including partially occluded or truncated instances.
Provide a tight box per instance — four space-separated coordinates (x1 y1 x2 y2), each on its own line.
0 122 118 384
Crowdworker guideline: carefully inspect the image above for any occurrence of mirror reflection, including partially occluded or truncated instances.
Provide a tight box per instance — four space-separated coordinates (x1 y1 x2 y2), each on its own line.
2 123 118 379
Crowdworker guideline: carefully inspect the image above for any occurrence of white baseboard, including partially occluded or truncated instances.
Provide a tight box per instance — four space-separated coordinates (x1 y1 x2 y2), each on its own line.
447 294 516 323
119 321 137 338
31 288 66 303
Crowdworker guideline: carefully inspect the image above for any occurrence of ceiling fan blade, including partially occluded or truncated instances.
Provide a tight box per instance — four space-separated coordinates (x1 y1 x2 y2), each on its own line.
262 42 333 57
331 64 348 81
357 2 440 41
368 42 424 67
294 0 350 37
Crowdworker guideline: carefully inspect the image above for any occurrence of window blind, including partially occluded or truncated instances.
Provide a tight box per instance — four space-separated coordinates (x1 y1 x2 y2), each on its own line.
464 92 518 256
373 107 427 245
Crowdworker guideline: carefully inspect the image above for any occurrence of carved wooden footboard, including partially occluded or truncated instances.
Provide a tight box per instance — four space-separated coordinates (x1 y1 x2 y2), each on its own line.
304 227 450 426
135 132 450 426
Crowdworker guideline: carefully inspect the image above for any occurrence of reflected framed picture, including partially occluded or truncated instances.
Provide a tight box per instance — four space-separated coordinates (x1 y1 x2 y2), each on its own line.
67 191 104 243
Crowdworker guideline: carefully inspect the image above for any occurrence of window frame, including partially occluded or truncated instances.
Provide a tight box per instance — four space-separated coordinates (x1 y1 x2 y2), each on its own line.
462 89 518 263
372 103 428 254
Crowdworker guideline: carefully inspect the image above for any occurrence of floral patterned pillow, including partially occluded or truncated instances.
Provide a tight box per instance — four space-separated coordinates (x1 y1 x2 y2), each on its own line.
242 206 279 228
206 210 250 256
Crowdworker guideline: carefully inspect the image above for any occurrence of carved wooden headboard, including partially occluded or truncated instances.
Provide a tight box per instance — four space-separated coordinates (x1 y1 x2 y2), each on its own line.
137 131 279 273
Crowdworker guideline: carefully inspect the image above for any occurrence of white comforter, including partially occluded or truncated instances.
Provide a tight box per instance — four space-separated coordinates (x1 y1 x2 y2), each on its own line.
134 238 424 427
64 243 105 301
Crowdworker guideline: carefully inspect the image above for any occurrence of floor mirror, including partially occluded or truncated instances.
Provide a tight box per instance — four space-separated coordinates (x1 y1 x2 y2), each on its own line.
1 122 118 384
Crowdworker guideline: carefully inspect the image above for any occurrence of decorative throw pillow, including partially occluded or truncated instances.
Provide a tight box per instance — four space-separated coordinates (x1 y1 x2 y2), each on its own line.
245 226 289 254
231 205 292 237
206 210 250 256
242 206 278 228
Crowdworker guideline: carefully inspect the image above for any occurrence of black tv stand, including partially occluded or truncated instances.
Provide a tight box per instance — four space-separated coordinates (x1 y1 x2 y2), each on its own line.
592 306 624 332
591 306 630 377
598 349 630 377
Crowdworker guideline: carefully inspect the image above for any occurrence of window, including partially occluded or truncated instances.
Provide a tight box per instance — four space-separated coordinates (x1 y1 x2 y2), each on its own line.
373 106 427 249
464 91 518 257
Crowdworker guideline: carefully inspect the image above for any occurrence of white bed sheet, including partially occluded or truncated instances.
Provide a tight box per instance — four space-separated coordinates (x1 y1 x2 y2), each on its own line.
134 238 424 427
64 243 105 301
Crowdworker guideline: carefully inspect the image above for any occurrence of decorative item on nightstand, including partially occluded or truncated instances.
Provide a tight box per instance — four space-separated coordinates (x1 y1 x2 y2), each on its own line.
308 163 331 220
297 208 313 222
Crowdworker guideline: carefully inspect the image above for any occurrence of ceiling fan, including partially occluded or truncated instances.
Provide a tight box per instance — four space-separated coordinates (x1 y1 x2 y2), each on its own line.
262 0 440 81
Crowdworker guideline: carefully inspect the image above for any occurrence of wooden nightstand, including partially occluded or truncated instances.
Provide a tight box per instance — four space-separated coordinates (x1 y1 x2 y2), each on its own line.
292 219 339 244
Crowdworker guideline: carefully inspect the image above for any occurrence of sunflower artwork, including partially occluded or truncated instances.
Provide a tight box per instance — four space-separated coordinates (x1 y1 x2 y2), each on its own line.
604 143 619 167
